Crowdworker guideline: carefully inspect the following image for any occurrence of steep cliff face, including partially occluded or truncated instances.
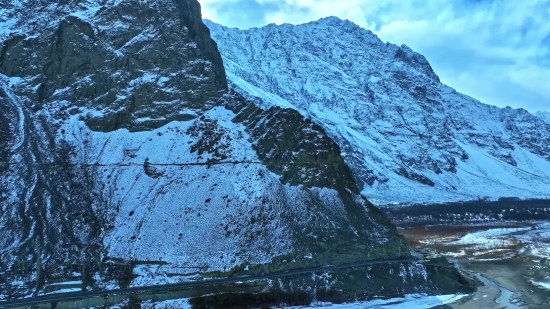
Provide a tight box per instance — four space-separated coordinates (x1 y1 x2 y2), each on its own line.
205 18 550 205
2 0 226 132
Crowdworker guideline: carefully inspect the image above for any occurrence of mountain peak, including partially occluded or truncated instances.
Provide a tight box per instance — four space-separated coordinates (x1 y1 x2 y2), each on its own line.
313 16 373 34
318 15 346 23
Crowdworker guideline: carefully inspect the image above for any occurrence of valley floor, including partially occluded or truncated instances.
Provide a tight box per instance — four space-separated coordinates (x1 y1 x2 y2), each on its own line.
385 199 550 309
416 232 550 309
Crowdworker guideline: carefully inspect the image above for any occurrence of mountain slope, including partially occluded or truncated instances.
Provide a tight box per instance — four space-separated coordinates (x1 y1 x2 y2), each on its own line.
0 0 474 301
205 18 550 205
536 110 550 124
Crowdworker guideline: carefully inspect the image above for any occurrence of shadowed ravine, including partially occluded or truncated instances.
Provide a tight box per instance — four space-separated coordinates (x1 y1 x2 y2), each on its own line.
0 75 40 258
0 75 106 272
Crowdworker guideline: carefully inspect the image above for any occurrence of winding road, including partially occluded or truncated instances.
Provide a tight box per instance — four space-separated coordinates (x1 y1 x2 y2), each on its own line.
0 257 421 308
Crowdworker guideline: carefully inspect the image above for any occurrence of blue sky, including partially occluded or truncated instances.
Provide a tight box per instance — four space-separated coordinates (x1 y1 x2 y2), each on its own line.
198 0 550 113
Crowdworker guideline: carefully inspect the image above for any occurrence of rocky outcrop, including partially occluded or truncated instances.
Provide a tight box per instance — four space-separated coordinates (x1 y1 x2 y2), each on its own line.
227 91 357 191
1 0 226 133
225 91 410 268
205 17 550 205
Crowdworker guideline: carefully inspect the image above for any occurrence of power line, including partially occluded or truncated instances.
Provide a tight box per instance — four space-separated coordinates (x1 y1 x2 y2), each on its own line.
2 162 547 189
0 161 353 167
0 161 263 167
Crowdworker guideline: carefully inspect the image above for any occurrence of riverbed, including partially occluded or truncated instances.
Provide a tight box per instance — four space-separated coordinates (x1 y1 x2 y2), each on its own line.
399 222 550 309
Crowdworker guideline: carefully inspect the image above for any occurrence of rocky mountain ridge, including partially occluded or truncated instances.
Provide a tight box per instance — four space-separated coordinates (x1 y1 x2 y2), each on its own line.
205 17 550 205
0 0 473 301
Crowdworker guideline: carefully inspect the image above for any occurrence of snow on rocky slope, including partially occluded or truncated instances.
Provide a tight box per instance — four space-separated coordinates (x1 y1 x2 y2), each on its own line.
0 0 406 269
0 1 477 301
536 111 550 124
204 18 550 205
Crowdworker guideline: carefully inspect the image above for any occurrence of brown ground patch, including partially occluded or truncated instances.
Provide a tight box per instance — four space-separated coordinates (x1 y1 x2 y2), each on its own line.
398 225 503 248
398 224 528 259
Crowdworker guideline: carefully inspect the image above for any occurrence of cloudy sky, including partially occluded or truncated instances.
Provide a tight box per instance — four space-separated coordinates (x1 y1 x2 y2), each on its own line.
198 0 550 113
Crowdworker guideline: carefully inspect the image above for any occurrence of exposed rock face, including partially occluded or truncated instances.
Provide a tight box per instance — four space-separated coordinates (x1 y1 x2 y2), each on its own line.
227 91 357 191
2 0 226 132
205 18 550 205
225 91 410 267
0 1 472 301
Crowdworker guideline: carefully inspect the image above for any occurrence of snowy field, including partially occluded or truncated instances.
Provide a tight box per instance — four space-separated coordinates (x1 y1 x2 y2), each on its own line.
515 222 550 258
411 223 550 259
449 227 532 250
530 280 550 291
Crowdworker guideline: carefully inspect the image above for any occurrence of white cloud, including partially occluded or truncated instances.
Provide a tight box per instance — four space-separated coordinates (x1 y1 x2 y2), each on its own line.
198 0 550 112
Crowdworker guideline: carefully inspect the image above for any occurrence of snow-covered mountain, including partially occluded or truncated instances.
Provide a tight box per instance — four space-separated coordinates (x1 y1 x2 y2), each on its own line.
536 111 550 124
204 18 550 205
0 0 474 300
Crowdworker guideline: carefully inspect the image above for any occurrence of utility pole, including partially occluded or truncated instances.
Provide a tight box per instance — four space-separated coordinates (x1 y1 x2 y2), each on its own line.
81 251 89 292
81 260 87 291
97 251 103 280
35 253 42 297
